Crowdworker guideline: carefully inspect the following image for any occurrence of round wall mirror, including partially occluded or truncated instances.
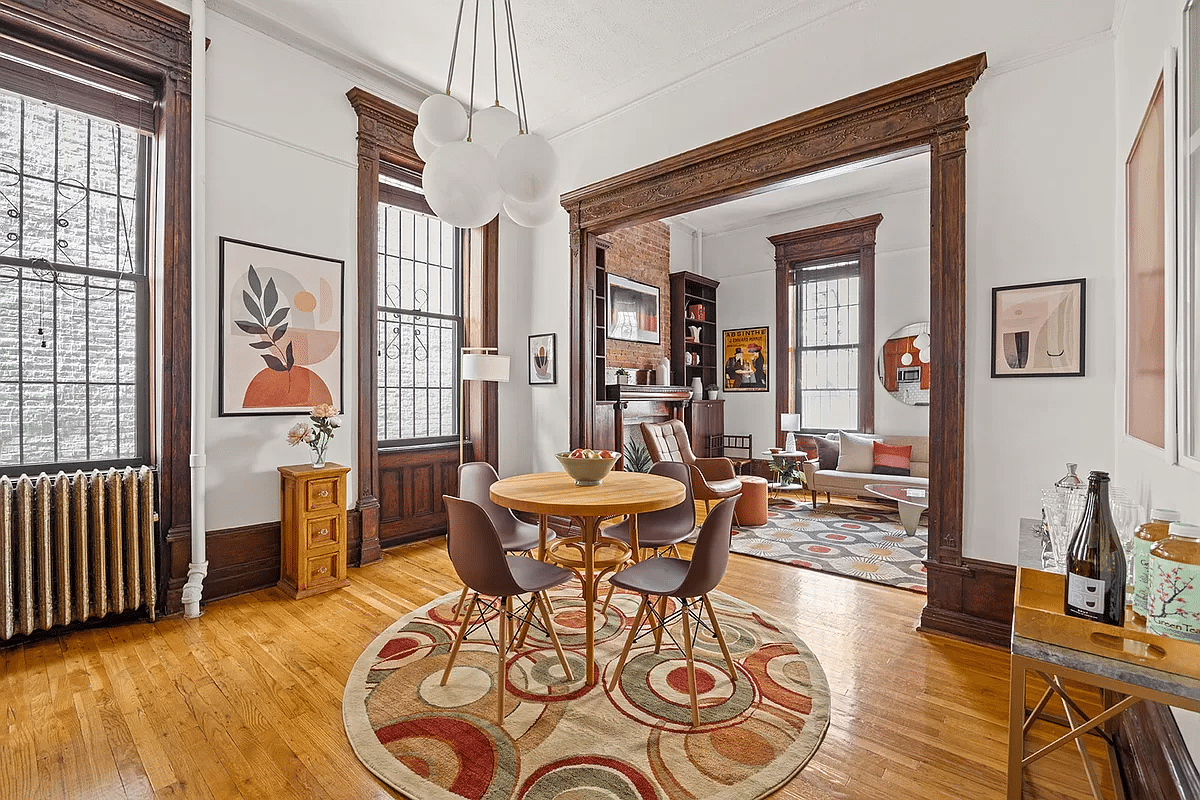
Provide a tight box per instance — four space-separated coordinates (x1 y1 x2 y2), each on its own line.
877 321 930 406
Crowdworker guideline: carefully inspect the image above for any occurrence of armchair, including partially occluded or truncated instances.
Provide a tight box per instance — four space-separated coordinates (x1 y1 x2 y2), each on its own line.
639 420 743 513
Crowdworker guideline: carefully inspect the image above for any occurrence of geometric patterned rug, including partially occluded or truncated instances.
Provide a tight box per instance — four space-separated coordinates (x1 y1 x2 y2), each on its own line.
730 498 927 593
344 584 831 800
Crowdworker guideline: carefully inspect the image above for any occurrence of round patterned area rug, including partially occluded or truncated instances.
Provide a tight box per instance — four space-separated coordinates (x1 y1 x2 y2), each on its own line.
343 583 830 800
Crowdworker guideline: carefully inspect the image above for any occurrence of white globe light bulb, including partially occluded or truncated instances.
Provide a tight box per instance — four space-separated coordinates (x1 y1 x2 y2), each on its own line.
418 94 468 146
496 133 559 203
470 105 520 153
914 332 931 350
918 347 931 364
412 125 439 163
900 352 913 366
503 193 560 228
422 141 503 229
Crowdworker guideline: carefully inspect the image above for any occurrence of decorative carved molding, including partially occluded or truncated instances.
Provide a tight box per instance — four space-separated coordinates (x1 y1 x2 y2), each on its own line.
2 0 190 73
564 53 987 641
562 54 986 232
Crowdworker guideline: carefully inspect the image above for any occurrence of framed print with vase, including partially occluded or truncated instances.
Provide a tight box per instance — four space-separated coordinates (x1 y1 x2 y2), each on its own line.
990 278 1085 378
219 237 345 416
529 333 556 384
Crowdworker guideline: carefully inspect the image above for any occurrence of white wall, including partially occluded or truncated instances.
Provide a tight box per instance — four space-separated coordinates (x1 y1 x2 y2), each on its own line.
700 184 931 451
202 12 536 534
204 13 361 530
1113 0 1200 765
533 10 1116 566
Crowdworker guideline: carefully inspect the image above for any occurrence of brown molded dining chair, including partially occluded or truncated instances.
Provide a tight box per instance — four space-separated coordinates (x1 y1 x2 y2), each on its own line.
441 496 575 725
599 461 696 613
452 462 557 621
640 419 742 515
606 496 738 727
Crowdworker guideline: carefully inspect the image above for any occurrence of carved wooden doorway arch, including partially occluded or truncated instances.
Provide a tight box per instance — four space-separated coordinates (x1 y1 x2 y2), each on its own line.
561 53 996 643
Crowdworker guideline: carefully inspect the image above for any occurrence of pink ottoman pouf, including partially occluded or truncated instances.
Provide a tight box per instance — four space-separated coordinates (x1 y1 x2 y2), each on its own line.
734 476 768 527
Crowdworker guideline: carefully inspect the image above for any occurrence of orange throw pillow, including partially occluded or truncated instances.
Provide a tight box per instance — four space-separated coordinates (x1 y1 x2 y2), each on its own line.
872 441 912 476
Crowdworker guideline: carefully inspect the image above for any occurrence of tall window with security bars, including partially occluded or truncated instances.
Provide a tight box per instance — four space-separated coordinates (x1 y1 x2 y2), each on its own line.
376 171 463 446
0 85 151 472
794 257 861 431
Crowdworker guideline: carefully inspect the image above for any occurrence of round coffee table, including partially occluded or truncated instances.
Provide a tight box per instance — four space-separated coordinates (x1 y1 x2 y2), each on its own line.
864 483 928 536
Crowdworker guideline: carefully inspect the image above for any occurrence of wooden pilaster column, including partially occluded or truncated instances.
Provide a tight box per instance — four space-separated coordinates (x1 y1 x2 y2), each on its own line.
353 126 382 566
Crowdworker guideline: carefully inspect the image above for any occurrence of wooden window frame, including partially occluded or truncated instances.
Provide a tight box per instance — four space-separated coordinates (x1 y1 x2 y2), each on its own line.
770 215 882 437
348 87 498 565
0 0 193 614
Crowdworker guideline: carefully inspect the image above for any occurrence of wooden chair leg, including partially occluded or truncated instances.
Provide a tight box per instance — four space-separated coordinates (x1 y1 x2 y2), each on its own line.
810 490 817 508
654 595 668 652
600 582 616 615
679 598 700 727
452 585 470 622
536 592 573 682
441 592 477 685
513 594 538 649
497 597 509 725
703 499 710 514
702 593 736 682
608 596 649 692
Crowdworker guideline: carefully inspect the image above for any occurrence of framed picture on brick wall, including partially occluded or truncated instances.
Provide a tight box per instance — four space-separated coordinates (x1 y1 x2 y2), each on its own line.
607 274 660 344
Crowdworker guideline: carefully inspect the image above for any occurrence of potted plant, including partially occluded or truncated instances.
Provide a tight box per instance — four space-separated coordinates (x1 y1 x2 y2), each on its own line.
615 368 630 385
286 403 341 468
705 384 719 400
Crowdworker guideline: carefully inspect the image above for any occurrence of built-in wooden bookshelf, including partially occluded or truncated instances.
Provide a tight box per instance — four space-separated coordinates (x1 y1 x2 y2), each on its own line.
669 271 720 388
593 240 612 399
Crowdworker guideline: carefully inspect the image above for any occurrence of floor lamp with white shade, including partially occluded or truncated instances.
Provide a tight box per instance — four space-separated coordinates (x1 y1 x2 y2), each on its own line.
460 348 510 466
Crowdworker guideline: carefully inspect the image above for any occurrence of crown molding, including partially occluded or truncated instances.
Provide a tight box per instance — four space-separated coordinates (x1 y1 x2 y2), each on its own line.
208 0 430 111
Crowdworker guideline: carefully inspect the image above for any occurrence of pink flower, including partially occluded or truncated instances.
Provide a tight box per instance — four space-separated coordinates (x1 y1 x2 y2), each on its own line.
286 423 310 446
311 403 339 419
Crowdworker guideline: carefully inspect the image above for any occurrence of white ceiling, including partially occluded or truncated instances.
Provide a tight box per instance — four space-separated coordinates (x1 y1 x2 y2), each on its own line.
208 0 1118 139
668 151 930 236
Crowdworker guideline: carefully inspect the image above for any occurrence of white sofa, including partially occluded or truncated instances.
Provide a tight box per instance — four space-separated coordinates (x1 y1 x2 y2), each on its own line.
801 433 929 507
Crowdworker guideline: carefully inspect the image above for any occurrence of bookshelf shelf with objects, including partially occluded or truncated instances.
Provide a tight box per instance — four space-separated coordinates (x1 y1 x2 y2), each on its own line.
593 240 612 399
670 271 720 390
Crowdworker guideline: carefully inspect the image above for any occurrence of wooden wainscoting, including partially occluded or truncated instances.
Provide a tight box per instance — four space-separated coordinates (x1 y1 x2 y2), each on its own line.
1114 700 1200 800
919 557 1017 648
378 445 461 550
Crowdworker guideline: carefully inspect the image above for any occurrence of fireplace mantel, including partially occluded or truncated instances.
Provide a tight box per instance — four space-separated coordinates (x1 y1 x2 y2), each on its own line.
604 384 694 403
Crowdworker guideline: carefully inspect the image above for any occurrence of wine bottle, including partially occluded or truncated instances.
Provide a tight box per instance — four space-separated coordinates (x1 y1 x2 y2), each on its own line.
1064 471 1126 626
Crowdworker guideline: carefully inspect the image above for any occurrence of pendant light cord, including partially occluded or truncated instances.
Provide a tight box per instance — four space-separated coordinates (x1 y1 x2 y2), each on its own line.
491 0 500 106
467 0 481 139
444 0 467 94
503 0 529 133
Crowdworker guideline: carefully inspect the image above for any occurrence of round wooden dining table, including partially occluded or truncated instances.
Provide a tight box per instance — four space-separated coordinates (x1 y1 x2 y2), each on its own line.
489 470 684 684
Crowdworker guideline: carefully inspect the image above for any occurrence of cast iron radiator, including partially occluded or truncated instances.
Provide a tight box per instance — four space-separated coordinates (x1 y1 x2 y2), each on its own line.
0 466 157 641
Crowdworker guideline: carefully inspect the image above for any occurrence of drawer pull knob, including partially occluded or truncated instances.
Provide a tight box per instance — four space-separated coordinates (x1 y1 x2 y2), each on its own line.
318 490 330 498
317 566 328 575
318 528 329 536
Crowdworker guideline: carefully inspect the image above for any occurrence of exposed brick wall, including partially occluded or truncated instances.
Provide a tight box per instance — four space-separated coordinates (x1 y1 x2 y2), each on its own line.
603 220 670 380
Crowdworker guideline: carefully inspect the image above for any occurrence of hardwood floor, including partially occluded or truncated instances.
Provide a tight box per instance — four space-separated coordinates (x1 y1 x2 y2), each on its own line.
1 535 1119 799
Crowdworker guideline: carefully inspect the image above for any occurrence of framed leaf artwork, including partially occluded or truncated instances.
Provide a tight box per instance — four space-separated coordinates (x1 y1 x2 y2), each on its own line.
218 238 345 416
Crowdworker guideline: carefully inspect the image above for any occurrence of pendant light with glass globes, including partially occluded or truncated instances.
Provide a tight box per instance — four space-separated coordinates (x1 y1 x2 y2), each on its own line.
415 0 559 230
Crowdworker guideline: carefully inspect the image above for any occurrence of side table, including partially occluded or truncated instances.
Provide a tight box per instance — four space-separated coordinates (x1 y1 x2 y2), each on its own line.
278 462 352 599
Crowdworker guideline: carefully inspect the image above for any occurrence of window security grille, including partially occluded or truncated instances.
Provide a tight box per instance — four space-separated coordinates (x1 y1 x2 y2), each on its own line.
376 187 463 446
793 258 860 431
0 88 150 470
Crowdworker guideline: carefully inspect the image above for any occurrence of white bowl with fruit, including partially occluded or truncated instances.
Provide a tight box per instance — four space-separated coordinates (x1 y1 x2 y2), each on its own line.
555 448 622 486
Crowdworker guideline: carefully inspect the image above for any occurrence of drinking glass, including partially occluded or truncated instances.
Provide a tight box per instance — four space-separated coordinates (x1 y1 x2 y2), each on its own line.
1041 487 1086 573
1107 491 1143 592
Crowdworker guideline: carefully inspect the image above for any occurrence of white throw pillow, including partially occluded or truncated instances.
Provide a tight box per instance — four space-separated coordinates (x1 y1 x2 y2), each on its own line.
836 430 876 473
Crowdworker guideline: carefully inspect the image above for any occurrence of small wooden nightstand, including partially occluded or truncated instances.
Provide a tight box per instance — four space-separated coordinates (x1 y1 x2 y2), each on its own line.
278 462 351 599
